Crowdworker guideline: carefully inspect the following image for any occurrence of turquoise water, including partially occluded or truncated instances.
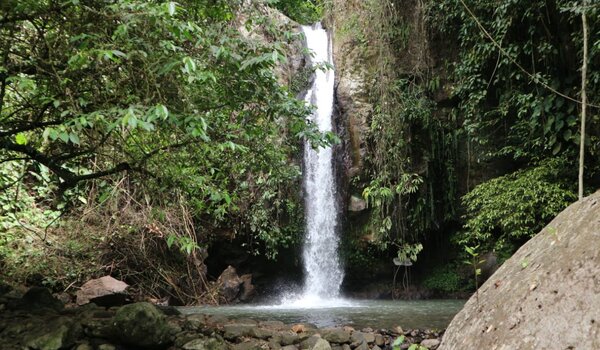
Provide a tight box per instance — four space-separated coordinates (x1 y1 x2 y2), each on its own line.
179 299 465 330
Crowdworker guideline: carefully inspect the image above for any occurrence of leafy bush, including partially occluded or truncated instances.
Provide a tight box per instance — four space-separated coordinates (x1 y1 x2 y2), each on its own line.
422 266 462 293
271 0 323 24
457 158 577 252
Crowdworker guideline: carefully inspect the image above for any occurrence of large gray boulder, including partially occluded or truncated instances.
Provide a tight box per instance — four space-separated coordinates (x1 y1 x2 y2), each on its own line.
440 191 600 350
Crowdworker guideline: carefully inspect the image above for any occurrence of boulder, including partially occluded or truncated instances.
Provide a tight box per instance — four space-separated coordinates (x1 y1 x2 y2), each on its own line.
440 192 600 350
321 328 350 344
111 302 174 349
217 266 243 303
76 276 129 306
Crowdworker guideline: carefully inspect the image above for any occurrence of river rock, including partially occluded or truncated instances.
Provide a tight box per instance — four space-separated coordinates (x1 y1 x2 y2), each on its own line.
223 323 255 340
311 339 332 350
374 334 385 346
182 338 226 350
420 339 440 349
232 339 265 350
76 276 129 306
251 327 275 339
354 341 368 350
111 302 173 348
300 335 321 349
275 330 300 345
321 328 350 343
440 191 600 350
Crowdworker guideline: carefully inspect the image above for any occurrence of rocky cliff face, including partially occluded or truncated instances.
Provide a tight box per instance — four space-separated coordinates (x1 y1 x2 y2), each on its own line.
440 191 600 350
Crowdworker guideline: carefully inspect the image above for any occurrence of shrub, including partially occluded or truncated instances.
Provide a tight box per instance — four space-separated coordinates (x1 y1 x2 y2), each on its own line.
457 158 576 253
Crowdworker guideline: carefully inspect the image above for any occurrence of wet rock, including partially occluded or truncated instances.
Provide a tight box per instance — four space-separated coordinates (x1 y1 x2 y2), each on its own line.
251 327 275 339
186 314 208 330
182 338 225 350
311 339 332 350
300 335 321 349
274 330 300 345
322 328 350 344
362 333 375 344
217 266 243 303
23 317 82 350
232 339 265 350
76 276 129 307
282 346 299 350
350 331 365 344
420 339 440 349
341 345 351 350
206 314 229 326
112 302 173 348
223 323 255 340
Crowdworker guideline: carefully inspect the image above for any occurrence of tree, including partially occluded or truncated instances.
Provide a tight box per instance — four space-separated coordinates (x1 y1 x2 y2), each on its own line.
0 0 316 191
579 0 589 201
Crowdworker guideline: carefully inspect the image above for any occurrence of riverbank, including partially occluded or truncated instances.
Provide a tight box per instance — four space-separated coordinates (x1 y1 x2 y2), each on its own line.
0 287 443 350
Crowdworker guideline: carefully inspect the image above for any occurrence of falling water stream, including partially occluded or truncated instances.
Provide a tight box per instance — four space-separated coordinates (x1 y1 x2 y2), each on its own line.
288 23 345 307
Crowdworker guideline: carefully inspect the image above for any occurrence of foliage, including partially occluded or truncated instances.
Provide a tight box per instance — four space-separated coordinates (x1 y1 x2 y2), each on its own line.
392 336 428 350
427 0 600 163
346 0 458 262
0 0 330 264
270 0 323 25
457 159 577 253
422 265 462 294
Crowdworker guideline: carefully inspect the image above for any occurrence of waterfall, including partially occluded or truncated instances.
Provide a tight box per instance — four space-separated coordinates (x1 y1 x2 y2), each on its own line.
282 23 346 307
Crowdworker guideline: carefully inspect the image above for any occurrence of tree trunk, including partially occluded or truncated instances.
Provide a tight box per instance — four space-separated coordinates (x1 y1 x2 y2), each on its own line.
578 0 588 201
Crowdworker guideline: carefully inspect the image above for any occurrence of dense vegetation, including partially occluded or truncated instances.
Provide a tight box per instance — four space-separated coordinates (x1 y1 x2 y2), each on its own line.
0 0 330 301
1 0 598 300
337 0 598 291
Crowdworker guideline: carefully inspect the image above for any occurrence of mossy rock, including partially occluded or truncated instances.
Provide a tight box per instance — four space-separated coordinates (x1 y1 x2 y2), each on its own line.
111 302 174 349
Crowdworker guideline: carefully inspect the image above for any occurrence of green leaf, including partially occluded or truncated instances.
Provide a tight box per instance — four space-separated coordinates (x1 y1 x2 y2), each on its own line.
58 132 70 143
69 132 80 145
166 235 176 248
551 142 561 155
392 336 405 347
15 133 28 145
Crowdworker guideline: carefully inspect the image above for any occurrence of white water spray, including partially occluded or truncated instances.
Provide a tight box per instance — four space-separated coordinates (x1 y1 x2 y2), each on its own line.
279 23 348 308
